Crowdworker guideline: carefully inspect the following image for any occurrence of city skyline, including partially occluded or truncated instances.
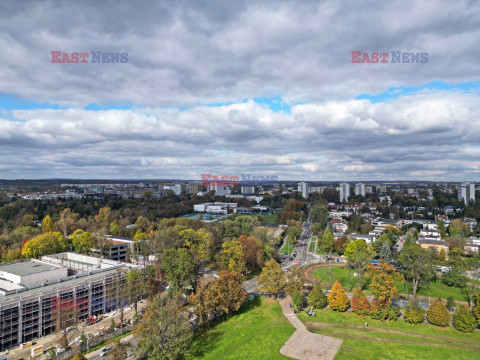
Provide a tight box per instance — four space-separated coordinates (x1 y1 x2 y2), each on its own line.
1 1 480 180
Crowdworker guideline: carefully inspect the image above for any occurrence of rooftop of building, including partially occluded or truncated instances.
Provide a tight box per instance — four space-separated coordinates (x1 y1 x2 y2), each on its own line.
0 260 60 277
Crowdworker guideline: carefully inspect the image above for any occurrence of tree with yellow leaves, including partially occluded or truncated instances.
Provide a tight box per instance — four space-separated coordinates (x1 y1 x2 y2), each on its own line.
327 280 350 312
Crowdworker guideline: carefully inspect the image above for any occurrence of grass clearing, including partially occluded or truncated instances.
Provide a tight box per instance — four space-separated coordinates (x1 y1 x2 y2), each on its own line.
189 297 294 360
281 238 295 254
314 266 474 302
298 308 480 360
308 240 316 252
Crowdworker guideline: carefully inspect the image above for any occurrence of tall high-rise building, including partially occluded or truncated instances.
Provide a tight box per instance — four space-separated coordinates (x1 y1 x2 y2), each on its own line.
298 182 309 199
458 182 475 205
339 183 350 202
354 183 365 196
241 186 255 194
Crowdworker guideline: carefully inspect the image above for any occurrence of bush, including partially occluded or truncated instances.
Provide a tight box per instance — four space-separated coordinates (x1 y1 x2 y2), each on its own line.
446 296 456 312
308 285 328 309
473 293 480 322
369 300 399 321
351 288 370 316
427 300 450 327
441 271 467 288
452 305 477 333
327 280 350 312
404 301 425 324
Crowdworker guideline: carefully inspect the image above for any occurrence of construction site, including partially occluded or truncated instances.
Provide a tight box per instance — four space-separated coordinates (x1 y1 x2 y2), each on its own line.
0 252 136 352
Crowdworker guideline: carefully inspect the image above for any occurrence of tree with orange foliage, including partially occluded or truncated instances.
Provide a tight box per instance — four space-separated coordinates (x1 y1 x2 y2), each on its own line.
327 280 350 312
238 235 264 274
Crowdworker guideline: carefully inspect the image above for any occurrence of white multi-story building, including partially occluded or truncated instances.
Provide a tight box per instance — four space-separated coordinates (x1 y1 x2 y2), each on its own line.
339 183 350 202
298 182 309 199
354 183 366 197
208 184 231 196
458 182 475 205
241 186 255 194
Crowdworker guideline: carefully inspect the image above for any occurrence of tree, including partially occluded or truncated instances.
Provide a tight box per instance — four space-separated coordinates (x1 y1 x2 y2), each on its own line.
126 268 145 315
308 285 328 309
292 290 304 311
370 271 398 305
398 244 432 300
427 300 450 327
351 288 370 316
161 248 196 293
449 219 468 238
42 215 53 233
58 208 77 237
321 228 335 253
327 280 350 312
437 220 447 239
452 305 476 333
95 207 112 235
108 338 132 360
71 354 86 360
310 204 329 229
344 240 374 288
209 270 246 315
22 231 68 258
379 241 392 263
220 238 245 274
134 294 192 360
284 266 303 297
238 235 264 273
257 259 286 296
334 236 348 255
71 229 95 254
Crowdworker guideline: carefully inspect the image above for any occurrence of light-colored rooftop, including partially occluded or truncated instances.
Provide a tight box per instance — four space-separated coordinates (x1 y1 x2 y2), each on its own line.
0 260 60 277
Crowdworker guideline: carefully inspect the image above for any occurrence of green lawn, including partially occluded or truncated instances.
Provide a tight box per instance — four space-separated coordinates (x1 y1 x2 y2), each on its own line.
314 266 476 302
281 238 295 254
258 214 278 225
298 308 480 360
308 240 316 252
189 297 294 360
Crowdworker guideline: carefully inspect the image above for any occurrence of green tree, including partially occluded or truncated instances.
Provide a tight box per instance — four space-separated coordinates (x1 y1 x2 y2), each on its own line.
108 338 132 360
344 240 375 288
398 244 432 300
71 229 95 254
310 204 329 229
161 248 196 293
292 290 304 311
308 285 328 309
379 241 392 263
449 219 468 237
321 228 335 253
258 259 286 296
126 268 145 315
452 305 476 333
427 300 450 327
437 220 447 239
134 295 192 360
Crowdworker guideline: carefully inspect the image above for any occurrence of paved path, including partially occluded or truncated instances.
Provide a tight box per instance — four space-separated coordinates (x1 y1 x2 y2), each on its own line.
279 297 342 360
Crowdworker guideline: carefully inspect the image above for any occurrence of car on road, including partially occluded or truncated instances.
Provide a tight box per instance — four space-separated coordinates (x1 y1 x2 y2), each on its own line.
289 257 293 261
99 346 113 357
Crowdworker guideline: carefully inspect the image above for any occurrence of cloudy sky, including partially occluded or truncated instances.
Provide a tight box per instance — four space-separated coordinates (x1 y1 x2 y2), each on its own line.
1 0 479 181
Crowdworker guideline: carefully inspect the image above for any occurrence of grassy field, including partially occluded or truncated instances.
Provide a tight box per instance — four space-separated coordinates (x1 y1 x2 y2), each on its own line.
313 266 476 302
298 308 480 360
280 238 295 254
189 297 294 360
308 240 316 252
258 213 278 225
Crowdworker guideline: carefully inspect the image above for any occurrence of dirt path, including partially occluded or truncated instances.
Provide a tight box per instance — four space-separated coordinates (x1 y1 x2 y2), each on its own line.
278 296 343 360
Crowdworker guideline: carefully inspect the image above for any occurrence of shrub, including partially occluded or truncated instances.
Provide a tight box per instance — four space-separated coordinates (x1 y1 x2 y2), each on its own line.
327 280 350 312
369 300 399 321
308 285 328 309
441 271 467 288
427 300 450 327
473 293 480 322
404 301 425 324
452 305 476 333
351 288 370 316
446 296 456 312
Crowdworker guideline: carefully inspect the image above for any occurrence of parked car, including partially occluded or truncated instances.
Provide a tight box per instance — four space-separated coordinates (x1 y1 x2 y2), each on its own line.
99 347 113 357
